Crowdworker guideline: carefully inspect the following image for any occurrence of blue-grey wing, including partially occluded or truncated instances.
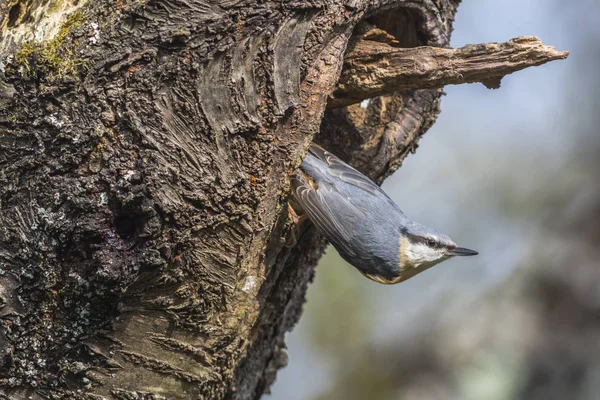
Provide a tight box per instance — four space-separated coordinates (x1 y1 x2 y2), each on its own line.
291 171 365 259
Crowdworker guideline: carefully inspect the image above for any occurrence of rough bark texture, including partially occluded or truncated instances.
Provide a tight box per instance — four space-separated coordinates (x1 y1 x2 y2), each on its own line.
0 0 566 399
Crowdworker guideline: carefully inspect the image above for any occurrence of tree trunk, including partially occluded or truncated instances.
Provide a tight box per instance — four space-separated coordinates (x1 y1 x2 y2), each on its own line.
0 1 566 399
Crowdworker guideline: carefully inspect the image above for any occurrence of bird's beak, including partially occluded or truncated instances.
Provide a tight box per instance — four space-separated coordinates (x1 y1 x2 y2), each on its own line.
448 247 478 256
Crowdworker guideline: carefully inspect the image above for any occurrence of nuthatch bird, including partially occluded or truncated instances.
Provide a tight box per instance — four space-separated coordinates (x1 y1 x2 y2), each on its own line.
291 144 478 284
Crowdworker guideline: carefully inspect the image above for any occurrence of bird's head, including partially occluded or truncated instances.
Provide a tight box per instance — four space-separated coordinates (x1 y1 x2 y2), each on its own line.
398 221 478 273
359 221 478 284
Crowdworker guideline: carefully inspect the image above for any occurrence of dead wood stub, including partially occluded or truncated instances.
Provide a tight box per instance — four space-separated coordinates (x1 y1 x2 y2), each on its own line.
329 34 569 108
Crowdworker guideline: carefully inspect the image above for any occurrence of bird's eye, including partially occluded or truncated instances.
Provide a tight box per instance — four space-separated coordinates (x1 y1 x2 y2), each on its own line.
427 239 436 248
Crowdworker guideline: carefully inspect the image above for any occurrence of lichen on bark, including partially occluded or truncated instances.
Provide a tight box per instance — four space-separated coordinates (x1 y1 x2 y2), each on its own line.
10 10 87 77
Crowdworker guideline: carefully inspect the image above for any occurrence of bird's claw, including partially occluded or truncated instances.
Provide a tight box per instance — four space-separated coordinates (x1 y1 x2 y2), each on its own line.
284 203 307 247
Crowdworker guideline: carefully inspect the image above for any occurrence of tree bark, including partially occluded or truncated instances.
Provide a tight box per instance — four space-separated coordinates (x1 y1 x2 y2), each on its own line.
0 1 566 399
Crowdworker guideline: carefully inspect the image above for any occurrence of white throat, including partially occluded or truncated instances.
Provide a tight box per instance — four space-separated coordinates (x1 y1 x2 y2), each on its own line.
402 240 447 269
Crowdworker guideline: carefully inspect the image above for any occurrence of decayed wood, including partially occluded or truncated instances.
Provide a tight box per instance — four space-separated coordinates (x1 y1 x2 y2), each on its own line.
329 33 569 108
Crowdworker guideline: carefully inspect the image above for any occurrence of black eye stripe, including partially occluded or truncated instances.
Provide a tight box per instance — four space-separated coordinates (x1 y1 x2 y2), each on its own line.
405 233 433 246
404 232 451 249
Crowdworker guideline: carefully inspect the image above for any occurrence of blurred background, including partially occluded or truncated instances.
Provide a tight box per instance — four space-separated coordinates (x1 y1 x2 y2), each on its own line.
270 1 600 399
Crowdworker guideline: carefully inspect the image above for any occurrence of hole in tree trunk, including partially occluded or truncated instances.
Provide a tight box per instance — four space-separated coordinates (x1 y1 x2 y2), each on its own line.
7 4 23 28
114 215 137 239
366 7 427 48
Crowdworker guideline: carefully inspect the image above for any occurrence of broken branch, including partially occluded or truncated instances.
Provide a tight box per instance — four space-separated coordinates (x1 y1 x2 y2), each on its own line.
329 34 569 108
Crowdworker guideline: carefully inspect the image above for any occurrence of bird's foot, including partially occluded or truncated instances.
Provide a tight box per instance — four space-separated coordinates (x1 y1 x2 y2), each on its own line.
284 203 307 248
